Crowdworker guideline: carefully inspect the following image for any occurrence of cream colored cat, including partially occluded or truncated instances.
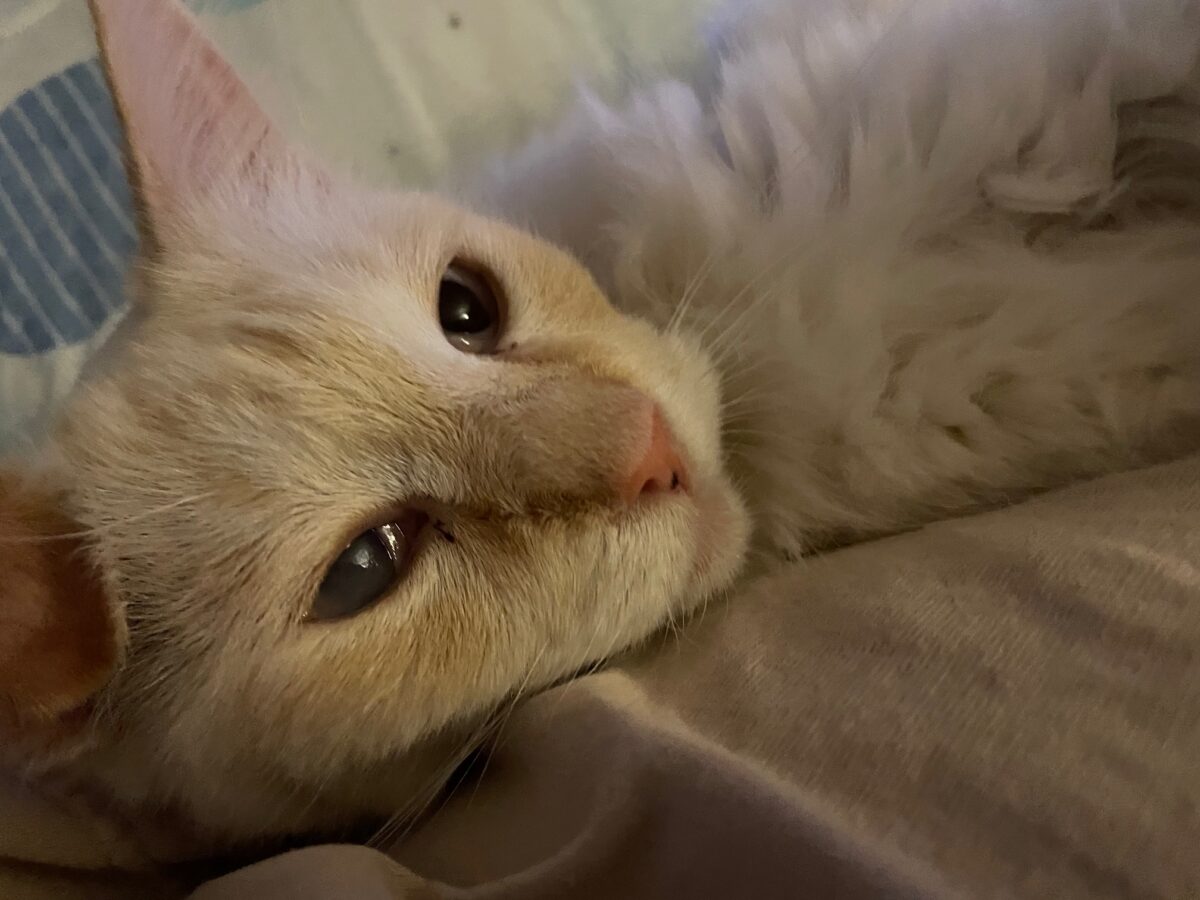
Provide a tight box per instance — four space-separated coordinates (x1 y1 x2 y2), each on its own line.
0 0 747 850
3 0 1200 862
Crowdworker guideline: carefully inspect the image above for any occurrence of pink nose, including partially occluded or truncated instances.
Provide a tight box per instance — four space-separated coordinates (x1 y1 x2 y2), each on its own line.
617 405 689 505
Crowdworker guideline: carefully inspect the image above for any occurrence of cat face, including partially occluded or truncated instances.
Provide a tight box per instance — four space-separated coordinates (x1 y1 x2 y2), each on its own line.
0 0 748 843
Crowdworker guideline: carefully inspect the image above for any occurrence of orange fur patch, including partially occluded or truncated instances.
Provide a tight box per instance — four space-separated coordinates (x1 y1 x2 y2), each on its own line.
0 478 118 726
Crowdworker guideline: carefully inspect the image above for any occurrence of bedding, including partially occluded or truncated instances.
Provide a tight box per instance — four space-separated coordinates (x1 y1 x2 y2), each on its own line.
195 452 1200 899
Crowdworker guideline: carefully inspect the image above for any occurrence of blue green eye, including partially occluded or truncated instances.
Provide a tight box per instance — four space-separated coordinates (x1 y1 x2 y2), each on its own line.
308 511 427 622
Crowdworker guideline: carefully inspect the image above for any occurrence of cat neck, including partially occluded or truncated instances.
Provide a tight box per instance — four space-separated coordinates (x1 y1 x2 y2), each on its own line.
0 767 191 897
0 761 326 896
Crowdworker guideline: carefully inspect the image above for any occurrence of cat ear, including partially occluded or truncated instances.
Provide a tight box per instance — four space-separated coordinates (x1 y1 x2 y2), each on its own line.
88 0 322 251
0 474 122 742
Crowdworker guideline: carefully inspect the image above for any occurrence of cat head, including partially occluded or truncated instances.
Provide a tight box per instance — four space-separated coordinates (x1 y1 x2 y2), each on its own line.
0 0 748 844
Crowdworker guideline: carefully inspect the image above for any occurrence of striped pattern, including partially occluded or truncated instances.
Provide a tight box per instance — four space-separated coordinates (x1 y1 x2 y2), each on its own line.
0 59 135 355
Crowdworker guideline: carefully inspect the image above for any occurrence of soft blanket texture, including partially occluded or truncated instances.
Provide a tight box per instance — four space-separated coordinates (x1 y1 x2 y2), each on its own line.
190 453 1200 899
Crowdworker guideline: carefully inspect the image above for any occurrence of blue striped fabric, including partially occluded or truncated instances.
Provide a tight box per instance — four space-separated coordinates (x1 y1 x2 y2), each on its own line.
0 0 269 359
0 0 269 450
0 59 136 355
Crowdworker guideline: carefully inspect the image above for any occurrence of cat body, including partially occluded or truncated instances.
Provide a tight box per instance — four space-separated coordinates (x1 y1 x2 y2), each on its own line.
0 0 1197 860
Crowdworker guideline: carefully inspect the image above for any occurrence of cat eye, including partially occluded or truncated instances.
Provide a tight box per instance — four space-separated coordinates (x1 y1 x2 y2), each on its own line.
308 510 428 622
438 261 502 353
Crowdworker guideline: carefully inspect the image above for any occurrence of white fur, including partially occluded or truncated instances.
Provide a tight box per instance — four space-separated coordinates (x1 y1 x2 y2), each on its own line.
479 0 1200 556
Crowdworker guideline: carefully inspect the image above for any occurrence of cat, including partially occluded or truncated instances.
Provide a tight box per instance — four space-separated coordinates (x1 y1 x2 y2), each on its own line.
1 0 1199 861
0 0 749 853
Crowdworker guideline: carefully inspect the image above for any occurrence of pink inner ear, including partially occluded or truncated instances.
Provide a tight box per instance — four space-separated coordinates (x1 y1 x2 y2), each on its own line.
91 0 308 229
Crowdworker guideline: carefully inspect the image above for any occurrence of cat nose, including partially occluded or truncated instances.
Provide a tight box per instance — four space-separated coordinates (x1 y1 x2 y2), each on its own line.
617 405 689 505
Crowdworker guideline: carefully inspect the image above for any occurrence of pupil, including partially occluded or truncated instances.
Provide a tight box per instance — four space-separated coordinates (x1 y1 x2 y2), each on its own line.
439 279 492 334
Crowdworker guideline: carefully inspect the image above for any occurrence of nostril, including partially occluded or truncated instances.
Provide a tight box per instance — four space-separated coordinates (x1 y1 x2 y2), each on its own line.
619 405 689 505
638 467 681 498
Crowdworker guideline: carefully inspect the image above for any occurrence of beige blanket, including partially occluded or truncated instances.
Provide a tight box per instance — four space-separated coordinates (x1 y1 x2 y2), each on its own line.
190 454 1200 899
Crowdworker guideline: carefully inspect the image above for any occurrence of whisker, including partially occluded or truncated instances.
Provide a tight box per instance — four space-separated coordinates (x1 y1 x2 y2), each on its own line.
667 248 721 334
462 641 551 811
366 723 495 850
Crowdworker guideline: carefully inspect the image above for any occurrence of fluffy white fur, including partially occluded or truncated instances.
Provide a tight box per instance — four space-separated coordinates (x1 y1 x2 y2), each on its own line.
480 0 1200 556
